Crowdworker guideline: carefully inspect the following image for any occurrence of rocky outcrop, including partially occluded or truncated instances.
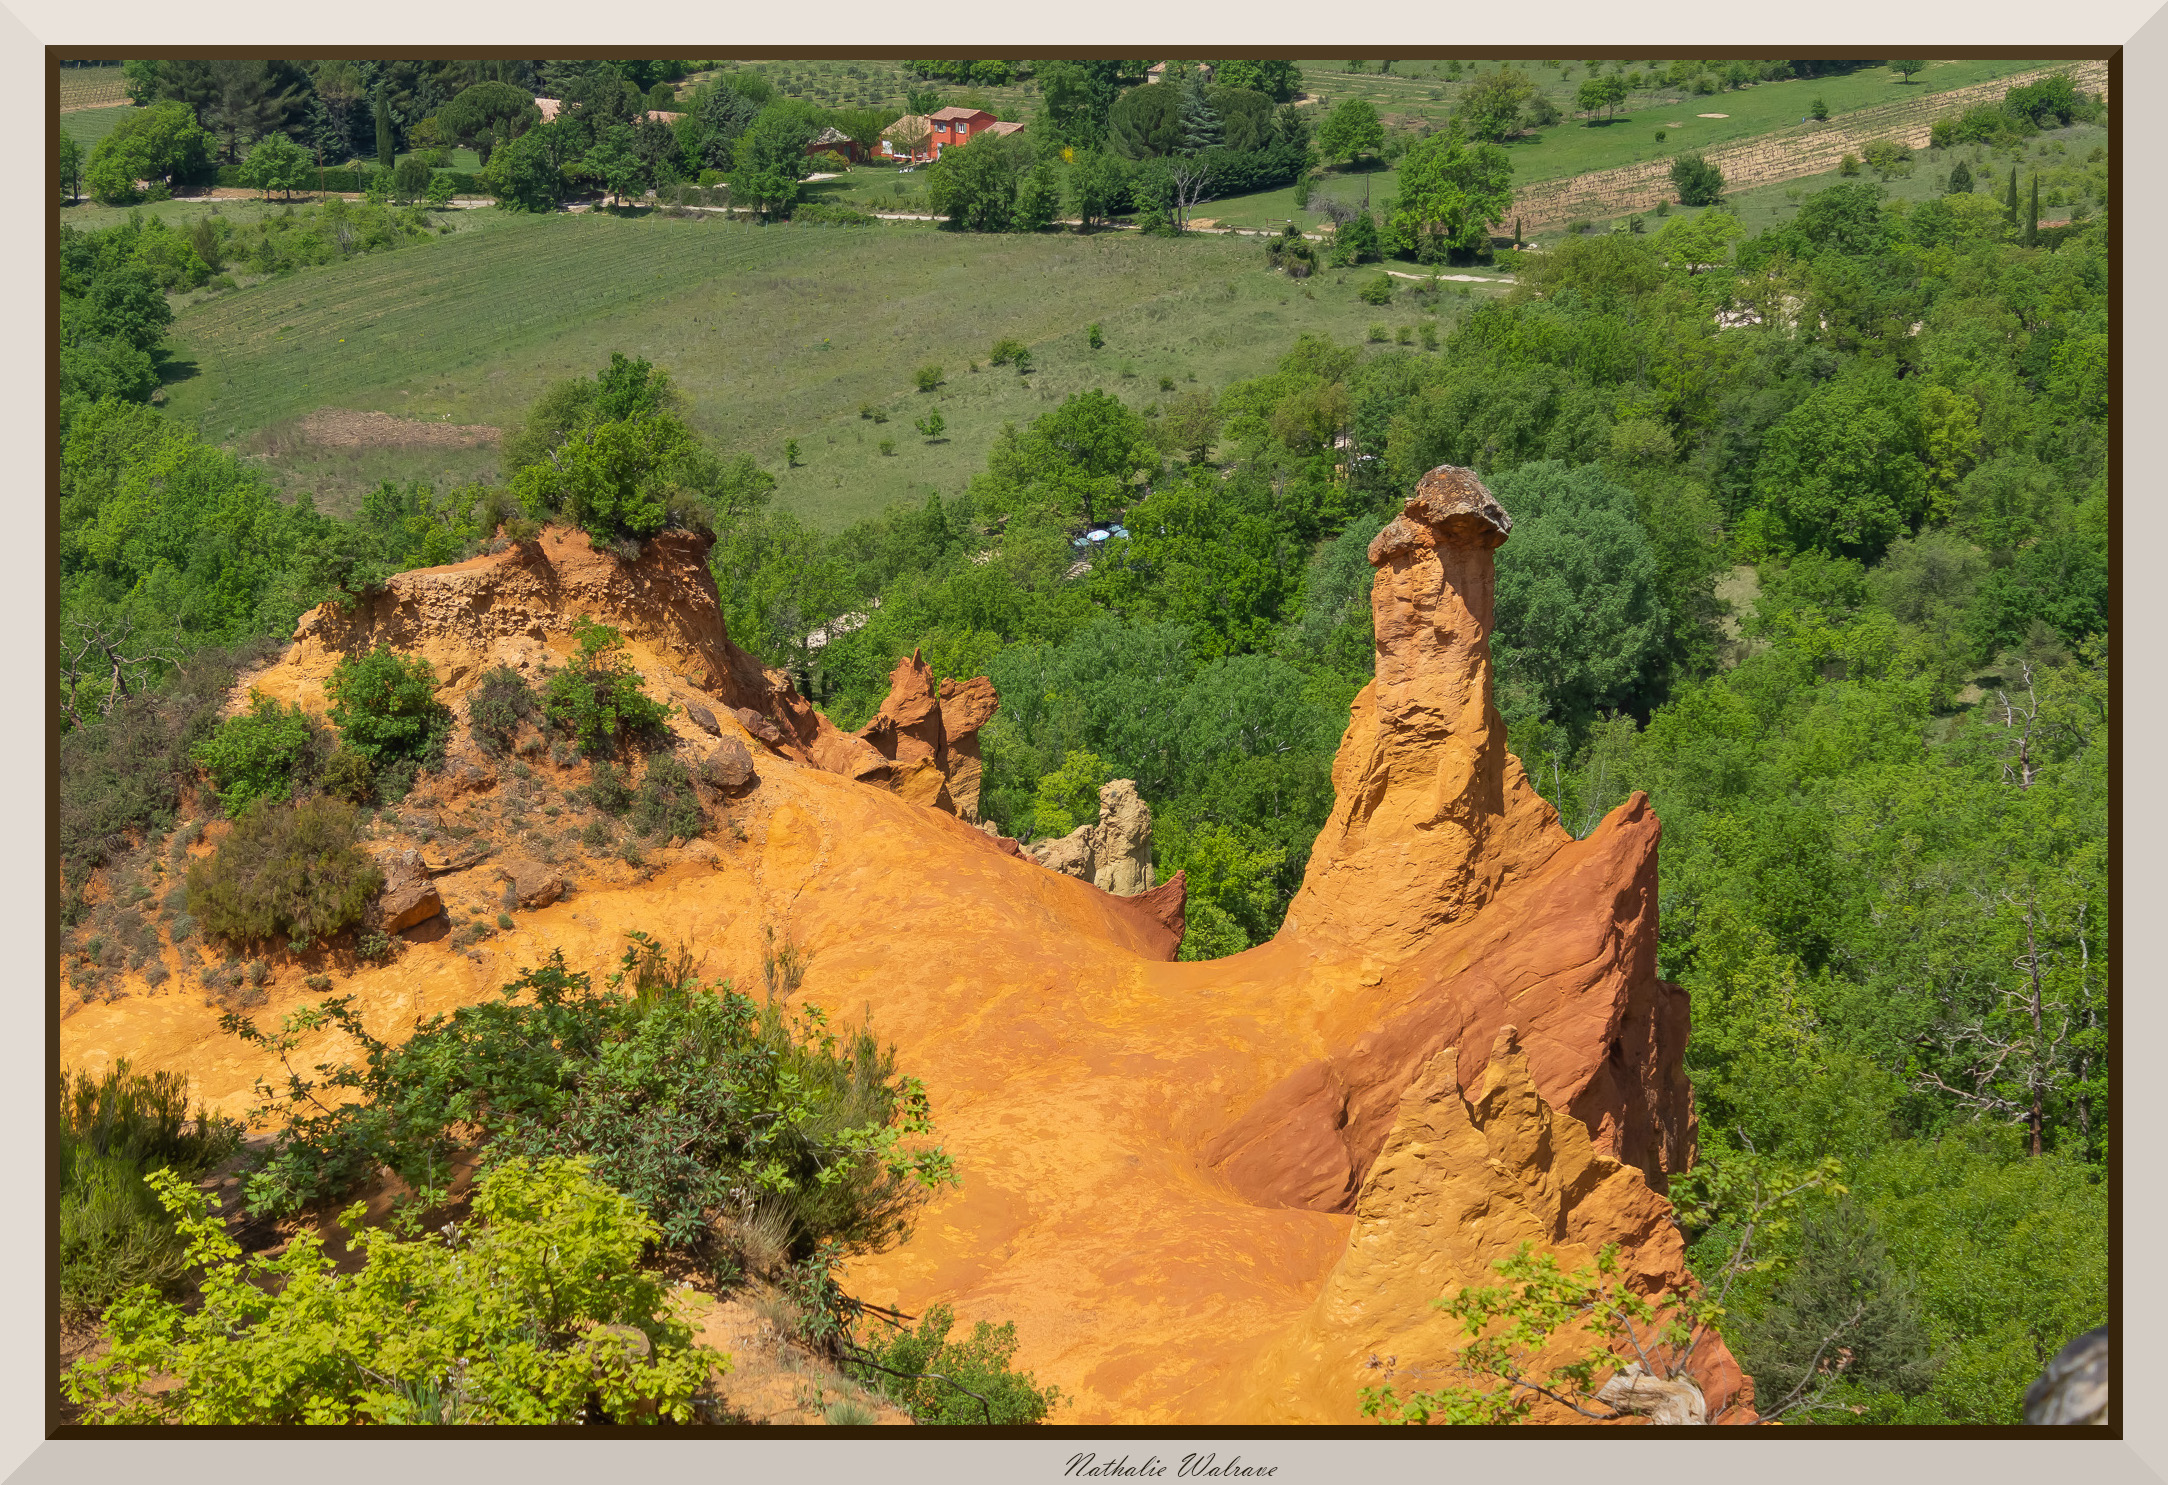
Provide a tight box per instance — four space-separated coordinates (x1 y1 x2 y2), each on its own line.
374 850 443 934
1209 469 1694 1211
494 859 563 911
2025 1327 2109 1424
1285 465 1570 960
849 651 1000 821
1089 780 1154 895
701 738 756 791
71 470 1741 1426
937 676 999 821
1232 1028 1749 1424
1026 779 1157 896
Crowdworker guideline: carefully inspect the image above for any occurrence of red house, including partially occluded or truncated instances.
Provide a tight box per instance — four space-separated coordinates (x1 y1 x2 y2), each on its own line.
926 106 995 157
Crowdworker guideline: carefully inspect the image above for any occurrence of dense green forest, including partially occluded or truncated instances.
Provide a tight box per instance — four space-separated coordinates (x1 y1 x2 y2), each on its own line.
59 60 2108 1423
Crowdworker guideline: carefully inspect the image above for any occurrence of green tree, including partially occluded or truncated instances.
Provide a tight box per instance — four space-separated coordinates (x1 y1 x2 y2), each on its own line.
585 124 647 205
513 410 701 544
482 127 563 211
1029 748 1114 838
1314 96 1384 166
1160 389 1222 464
390 153 433 203
1669 152 1725 206
1947 158 1974 194
727 100 821 218
1176 68 1223 154
436 80 542 168
85 101 212 203
237 133 312 201
1890 60 1926 83
1652 207 1744 273
1489 461 1669 726
1068 150 1126 228
1455 67 1534 142
1385 129 1513 262
1015 157 1060 231
1206 59 1304 102
184 796 383 948
373 90 396 171
1037 59 1125 147
59 133 83 204
928 130 1020 231
846 1302 1062 1424
1754 377 1929 557
1576 74 1628 120
1107 82 1180 160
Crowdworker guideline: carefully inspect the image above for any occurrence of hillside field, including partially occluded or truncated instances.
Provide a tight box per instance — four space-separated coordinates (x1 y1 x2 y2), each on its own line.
163 211 1496 527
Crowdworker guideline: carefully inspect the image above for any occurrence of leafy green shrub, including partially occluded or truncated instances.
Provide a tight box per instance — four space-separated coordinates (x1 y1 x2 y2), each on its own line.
913 364 944 392
845 1303 1062 1424
227 935 957 1278
1358 273 1394 306
64 1156 723 1425
1670 152 1725 206
544 619 672 756
629 754 704 841
325 647 452 800
988 337 1027 366
466 665 541 755
318 744 375 803
60 1060 241 1319
189 690 324 817
185 798 384 948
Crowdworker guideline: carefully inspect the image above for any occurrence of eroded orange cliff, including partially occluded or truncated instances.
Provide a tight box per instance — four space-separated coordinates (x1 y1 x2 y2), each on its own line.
60 473 1744 1425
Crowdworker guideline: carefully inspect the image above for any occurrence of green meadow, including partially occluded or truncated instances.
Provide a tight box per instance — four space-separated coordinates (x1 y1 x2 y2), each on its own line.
163 210 1501 527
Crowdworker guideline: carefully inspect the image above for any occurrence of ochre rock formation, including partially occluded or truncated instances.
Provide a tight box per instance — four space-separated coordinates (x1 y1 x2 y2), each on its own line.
852 651 1000 821
1231 1027 1747 1423
64 482 1745 1425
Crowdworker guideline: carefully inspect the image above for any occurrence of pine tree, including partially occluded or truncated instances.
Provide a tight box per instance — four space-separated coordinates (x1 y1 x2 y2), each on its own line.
1177 68 1223 155
2027 174 2040 246
1947 159 1973 195
372 92 394 171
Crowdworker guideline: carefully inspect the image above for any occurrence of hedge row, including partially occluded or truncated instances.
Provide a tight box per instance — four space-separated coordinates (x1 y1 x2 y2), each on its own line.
212 164 491 196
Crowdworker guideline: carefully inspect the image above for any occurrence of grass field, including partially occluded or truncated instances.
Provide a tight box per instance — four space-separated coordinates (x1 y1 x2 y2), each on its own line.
60 104 133 153
1195 58 2073 233
1624 118 2108 245
1289 59 2051 185
162 210 1496 527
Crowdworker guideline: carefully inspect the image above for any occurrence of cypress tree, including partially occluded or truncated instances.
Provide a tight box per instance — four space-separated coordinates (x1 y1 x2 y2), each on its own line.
375 92 396 171
1177 68 1223 154
1947 158 1973 194
2027 174 2040 246
2006 166 2018 225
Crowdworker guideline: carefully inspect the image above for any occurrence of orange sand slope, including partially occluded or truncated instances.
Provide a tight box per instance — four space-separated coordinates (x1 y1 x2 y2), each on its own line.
59 466 1750 1424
